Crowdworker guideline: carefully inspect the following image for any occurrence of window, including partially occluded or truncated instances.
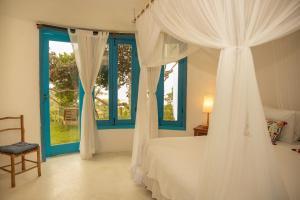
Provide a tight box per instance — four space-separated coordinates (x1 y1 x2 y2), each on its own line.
157 58 187 130
94 35 139 129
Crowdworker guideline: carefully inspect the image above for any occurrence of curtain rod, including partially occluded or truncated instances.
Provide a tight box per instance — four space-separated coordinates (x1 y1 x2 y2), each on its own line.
133 0 155 23
36 23 135 35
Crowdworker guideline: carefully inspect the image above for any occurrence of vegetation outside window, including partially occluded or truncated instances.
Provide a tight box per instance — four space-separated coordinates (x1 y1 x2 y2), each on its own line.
156 58 187 130
48 41 80 144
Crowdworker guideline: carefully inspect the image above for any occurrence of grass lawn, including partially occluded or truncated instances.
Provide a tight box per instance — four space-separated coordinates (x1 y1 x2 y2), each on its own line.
50 122 80 145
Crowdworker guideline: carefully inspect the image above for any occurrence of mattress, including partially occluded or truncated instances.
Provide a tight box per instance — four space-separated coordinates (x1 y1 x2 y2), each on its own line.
141 137 300 200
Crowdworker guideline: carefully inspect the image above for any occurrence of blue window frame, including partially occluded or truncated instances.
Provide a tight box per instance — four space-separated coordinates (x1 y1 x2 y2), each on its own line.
94 34 140 129
156 58 187 130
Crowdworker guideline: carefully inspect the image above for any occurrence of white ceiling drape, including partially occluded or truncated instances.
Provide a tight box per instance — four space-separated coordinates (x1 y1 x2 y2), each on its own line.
135 9 198 68
132 0 300 199
131 7 199 183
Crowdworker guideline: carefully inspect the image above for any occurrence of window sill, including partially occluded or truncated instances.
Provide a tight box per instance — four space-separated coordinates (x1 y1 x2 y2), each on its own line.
96 124 186 131
159 125 186 131
96 124 135 130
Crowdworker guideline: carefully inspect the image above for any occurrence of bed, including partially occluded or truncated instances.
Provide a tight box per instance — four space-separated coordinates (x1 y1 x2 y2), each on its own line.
141 137 300 200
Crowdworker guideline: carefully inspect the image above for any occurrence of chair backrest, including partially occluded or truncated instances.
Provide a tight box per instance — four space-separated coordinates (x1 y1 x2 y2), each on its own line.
0 115 25 142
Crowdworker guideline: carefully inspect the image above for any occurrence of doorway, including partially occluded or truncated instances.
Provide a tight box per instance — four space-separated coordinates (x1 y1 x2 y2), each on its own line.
40 27 81 160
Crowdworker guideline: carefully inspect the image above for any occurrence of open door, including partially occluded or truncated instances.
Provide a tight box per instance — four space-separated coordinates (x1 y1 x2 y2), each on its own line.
40 27 81 160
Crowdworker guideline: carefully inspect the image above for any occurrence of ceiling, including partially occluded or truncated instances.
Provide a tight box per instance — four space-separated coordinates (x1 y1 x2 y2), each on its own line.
0 0 148 31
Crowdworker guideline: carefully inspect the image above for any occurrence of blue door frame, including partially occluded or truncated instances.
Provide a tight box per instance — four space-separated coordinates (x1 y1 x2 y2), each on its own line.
39 27 81 161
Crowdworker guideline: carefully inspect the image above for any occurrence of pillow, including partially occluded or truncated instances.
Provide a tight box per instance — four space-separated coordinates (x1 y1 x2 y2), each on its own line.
264 106 296 143
267 119 287 145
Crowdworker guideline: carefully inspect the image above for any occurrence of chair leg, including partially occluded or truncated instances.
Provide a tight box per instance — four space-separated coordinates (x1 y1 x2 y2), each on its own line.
21 155 26 171
37 147 41 177
10 155 16 188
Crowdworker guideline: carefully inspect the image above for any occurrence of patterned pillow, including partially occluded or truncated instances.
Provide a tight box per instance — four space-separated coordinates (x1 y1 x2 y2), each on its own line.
267 119 287 145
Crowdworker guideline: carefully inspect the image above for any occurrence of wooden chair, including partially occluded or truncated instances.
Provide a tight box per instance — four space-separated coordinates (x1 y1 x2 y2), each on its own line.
0 115 41 188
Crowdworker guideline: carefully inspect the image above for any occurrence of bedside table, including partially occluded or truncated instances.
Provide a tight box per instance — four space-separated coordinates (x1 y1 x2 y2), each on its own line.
194 125 208 136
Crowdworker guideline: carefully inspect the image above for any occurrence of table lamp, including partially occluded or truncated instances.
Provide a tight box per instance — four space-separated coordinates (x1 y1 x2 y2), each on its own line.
203 96 214 128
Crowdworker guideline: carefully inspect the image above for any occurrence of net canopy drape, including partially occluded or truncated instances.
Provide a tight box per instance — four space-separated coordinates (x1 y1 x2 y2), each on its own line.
69 30 109 159
131 9 199 183
131 0 300 199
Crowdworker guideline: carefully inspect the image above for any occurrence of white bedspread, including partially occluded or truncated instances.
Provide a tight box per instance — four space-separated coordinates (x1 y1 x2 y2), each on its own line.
141 137 300 200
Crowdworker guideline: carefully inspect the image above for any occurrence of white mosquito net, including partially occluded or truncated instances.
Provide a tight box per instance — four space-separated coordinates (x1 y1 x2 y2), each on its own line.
131 0 300 199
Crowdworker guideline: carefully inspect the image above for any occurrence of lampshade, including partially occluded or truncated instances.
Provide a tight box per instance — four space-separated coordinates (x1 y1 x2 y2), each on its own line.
203 96 214 113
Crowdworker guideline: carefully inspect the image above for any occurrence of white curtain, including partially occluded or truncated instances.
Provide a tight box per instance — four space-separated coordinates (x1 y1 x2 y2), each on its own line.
132 0 300 199
131 32 162 182
146 67 161 138
69 29 109 160
131 68 148 183
131 66 161 183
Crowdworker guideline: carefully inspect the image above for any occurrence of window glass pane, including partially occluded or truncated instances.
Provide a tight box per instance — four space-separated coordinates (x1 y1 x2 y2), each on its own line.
95 44 109 120
163 62 179 121
117 44 132 120
49 41 80 145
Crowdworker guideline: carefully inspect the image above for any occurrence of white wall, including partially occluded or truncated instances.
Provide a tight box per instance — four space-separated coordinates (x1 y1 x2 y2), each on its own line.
0 0 147 32
0 16 40 168
159 49 218 137
2 3 298 166
253 30 300 111
0 0 147 167
0 14 218 167
95 49 218 151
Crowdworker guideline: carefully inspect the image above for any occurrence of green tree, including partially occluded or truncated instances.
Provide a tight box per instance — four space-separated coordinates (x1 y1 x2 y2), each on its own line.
49 52 78 107
95 45 132 120
163 90 175 121
162 63 178 121
49 44 133 120
95 45 132 90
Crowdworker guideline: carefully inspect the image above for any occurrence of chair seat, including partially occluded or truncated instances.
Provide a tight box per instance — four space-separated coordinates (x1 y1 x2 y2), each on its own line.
0 142 39 154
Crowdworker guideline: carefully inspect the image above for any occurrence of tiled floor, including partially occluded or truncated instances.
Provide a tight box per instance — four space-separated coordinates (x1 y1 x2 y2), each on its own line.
0 152 153 200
